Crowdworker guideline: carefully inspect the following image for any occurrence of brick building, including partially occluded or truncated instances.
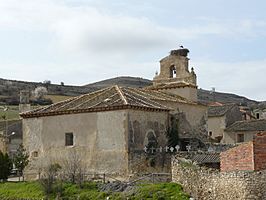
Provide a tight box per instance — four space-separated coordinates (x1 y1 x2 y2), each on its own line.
221 131 266 172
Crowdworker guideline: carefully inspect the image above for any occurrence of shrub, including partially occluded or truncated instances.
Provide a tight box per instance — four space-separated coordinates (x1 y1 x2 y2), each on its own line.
39 163 62 195
13 144 29 179
0 151 12 181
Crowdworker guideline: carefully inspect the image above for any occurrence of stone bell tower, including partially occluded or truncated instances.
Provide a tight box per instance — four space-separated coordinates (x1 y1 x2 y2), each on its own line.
153 48 198 102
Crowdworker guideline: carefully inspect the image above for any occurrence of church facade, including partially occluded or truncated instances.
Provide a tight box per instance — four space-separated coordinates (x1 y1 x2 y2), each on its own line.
21 48 208 180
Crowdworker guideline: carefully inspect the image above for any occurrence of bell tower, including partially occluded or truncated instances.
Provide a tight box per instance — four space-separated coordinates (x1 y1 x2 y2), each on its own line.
152 48 198 102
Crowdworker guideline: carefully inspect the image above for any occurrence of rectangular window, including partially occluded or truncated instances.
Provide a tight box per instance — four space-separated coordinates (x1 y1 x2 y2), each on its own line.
209 131 213 137
32 151 38 157
256 113 260 119
65 132 74 146
236 133 244 143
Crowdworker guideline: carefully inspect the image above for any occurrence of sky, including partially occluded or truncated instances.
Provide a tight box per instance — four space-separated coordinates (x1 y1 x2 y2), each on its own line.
0 0 266 100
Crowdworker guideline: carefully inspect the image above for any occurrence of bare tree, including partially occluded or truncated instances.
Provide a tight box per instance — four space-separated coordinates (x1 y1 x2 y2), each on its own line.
39 163 62 195
61 148 87 186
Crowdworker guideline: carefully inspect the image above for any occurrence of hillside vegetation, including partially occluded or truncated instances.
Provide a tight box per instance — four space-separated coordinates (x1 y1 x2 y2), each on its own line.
0 76 259 106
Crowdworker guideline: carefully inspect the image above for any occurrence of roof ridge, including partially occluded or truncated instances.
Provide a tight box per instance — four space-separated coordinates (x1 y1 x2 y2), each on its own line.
147 89 190 103
71 86 115 110
124 87 169 109
115 85 128 105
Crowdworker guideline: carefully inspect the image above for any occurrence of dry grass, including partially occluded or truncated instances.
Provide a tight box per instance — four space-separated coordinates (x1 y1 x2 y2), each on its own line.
45 95 73 103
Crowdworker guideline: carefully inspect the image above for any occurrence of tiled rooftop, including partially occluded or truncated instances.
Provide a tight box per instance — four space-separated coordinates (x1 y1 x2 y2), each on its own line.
225 119 266 132
208 104 236 117
21 85 192 118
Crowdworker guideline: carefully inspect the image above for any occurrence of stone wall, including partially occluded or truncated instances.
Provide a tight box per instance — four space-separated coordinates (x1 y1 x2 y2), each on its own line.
225 105 243 127
172 157 266 200
127 110 171 176
23 110 129 180
23 109 171 180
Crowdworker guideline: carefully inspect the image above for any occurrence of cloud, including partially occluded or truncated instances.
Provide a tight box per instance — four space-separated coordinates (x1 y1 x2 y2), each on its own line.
1 0 266 57
193 59 266 101
0 0 265 101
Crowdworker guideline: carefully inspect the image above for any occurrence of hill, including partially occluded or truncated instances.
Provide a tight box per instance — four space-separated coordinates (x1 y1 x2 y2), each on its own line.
84 76 258 106
84 76 151 89
0 76 259 106
197 89 257 106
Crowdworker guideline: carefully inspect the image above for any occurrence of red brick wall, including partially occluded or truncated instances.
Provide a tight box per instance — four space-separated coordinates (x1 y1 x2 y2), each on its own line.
254 132 266 171
220 142 254 172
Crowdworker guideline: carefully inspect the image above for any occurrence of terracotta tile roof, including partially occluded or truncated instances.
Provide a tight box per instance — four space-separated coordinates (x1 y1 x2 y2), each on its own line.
191 153 220 164
225 119 266 132
208 104 236 117
20 86 191 118
176 152 220 164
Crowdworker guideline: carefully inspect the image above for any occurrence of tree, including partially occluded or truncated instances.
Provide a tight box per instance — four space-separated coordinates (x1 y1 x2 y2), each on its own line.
39 163 62 196
33 86 48 100
62 148 86 186
43 80 51 89
168 115 179 148
13 144 29 179
43 80 51 85
0 151 12 181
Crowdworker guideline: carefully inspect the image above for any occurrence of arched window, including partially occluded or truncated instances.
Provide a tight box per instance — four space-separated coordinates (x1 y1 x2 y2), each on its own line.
144 130 158 149
170 65 176 78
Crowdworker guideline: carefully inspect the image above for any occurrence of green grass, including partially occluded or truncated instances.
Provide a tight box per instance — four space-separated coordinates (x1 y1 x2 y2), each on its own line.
0 106 20 120
0 182 44 200
132 183 190 200
0 181 189 200
45 95 72 103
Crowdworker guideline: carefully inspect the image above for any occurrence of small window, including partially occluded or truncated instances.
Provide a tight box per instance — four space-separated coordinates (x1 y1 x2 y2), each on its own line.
209 131 213 137
32 151 38 157
65 132 74 146
256 113 260 119
237 134 244 143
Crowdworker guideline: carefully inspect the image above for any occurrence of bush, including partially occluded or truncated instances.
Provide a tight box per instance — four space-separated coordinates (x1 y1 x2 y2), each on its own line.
39 163 62 196
13 144 29 178
0 151 12 181
30 98 53 105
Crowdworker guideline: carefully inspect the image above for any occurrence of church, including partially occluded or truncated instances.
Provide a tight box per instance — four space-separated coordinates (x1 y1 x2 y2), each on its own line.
21 48 208 180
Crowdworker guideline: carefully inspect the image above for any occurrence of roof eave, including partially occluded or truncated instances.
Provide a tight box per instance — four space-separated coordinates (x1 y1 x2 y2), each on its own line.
20 105 170 119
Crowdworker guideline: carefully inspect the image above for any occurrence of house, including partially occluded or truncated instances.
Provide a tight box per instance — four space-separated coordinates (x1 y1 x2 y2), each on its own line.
207 104 242 142
221 131 266 172
222 119 266 144
252 102 266 119
21 48 209 180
